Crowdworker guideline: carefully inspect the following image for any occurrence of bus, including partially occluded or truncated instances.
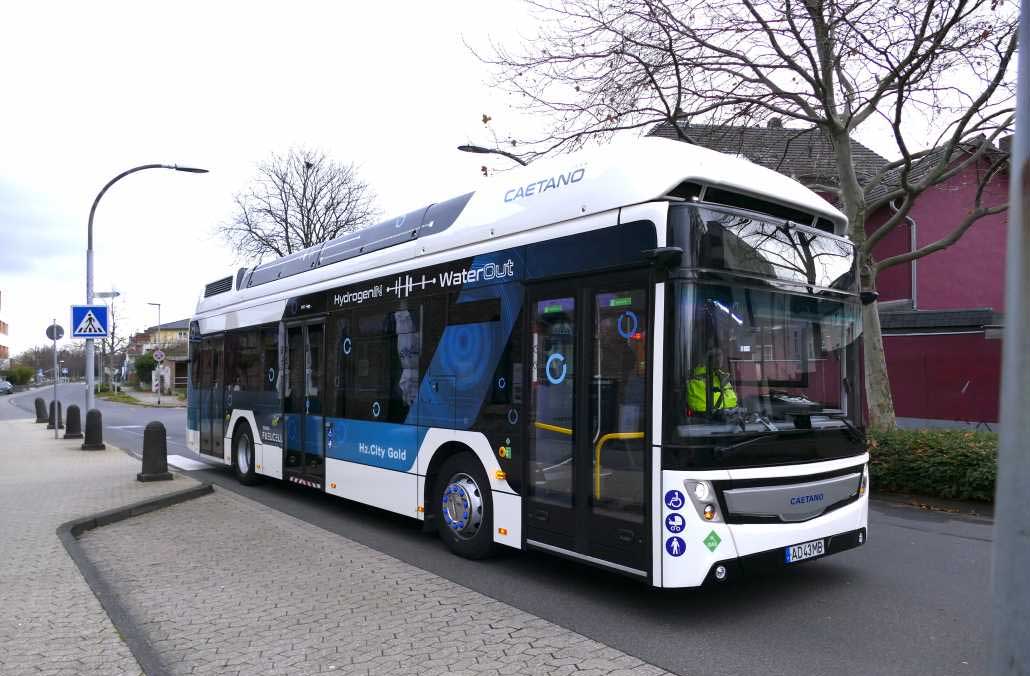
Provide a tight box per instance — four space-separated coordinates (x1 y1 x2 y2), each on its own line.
188 137 869 587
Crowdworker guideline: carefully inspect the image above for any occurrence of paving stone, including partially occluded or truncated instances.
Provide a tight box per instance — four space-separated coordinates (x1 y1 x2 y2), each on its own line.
73 445 677 675
0 419 195 676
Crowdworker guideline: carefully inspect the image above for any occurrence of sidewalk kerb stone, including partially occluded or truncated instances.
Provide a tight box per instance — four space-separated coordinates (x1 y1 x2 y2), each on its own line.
56 482 214 676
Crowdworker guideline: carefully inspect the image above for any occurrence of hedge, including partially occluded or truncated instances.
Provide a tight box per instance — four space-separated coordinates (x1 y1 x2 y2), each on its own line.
867 429 997 502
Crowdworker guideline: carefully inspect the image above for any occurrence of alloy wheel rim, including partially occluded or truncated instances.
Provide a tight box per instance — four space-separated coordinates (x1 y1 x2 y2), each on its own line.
441 472 484 540
237 434 251 474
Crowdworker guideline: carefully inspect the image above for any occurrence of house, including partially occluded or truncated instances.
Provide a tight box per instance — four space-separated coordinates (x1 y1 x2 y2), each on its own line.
125 318 191 392
650 120 1008 425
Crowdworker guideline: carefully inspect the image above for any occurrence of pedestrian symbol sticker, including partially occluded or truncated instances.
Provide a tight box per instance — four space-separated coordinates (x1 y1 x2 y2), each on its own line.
666 536 685 557
70 305 109 338
664 490 685 510
703 530 722 552
665 513 685 533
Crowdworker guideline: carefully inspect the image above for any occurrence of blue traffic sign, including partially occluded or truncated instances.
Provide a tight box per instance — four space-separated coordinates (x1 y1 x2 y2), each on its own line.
71 305 109 338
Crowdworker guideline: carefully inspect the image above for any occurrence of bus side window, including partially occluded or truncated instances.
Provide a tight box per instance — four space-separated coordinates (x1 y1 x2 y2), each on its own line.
348 304 422 424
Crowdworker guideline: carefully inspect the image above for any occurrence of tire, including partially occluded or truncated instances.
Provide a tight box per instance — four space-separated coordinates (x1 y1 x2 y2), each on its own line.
434 452 496 559
233 424 260 486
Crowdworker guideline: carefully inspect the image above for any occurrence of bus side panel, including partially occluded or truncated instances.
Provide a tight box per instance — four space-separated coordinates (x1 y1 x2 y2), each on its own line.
325 458 417 517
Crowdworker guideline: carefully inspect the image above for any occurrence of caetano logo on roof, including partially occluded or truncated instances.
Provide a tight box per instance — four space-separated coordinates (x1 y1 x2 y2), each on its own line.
504 168 585 203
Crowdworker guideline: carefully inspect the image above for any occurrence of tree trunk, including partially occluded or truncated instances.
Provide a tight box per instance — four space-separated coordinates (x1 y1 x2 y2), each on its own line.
860 290 898 431
827 123 899 431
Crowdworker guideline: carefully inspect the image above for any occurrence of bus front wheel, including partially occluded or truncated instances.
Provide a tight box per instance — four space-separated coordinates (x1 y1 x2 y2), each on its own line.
233 424 260 486
435 452 495 559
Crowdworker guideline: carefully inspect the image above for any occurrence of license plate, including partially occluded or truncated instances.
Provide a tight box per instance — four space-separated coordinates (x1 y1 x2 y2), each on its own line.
785 538 825 563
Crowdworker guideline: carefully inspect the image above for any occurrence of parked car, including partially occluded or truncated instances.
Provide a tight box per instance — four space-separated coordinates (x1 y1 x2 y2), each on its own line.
0 380 13 395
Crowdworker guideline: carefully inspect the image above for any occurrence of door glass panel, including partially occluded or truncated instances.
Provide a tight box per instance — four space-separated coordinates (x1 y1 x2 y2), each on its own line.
211 341 224 455
285 326 305 472
591 289 647 523
304 324 325 476
528 296 575 507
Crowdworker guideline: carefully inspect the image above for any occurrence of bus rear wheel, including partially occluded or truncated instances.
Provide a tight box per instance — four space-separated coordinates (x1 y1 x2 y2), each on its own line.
435 453 495 559
233 424 260 486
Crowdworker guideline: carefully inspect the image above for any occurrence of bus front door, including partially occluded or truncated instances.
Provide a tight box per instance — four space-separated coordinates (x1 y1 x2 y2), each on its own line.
284 322 326 489
525 273 651 577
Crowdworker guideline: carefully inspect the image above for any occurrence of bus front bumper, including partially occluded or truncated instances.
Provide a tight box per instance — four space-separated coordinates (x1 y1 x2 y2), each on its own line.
700 527 866 585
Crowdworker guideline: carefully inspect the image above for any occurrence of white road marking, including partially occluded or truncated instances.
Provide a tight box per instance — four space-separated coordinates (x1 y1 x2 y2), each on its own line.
167 454 217 471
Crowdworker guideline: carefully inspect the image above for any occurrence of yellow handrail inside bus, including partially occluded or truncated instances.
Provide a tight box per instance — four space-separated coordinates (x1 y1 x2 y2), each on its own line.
532 422 644 500
533 421 573 436
594 432 645 499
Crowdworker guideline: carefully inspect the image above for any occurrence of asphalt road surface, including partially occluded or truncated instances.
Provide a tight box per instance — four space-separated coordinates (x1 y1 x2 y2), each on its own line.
4 384 994 676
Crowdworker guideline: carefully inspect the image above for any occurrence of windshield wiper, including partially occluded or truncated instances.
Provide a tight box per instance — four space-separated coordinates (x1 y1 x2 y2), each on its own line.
827 412 862 441
714 433 779 460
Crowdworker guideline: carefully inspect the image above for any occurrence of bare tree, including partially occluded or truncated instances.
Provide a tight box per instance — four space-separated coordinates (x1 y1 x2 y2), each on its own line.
476 0 1016 429
220 148 380 261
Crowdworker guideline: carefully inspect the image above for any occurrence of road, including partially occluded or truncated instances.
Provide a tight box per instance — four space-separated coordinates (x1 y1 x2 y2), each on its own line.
3 385 993 676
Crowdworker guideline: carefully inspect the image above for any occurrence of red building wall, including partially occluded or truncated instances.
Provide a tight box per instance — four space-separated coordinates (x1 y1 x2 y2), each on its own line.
866 159 1009 311
883 333 1002 423
862 156 1008 423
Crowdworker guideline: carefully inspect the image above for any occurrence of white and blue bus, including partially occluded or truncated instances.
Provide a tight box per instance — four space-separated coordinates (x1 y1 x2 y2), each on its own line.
188 137 869 587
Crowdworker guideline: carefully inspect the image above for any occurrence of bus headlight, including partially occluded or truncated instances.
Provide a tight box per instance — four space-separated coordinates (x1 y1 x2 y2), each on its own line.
683 479 722 522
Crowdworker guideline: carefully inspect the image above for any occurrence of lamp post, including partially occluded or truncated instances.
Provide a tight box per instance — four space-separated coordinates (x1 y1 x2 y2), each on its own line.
85 164 207 413
147 302 161 406
456 144 529 166
95 290 120 392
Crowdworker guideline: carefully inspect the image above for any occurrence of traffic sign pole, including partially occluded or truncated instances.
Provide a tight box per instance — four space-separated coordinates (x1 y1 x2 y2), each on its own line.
51 319 59 439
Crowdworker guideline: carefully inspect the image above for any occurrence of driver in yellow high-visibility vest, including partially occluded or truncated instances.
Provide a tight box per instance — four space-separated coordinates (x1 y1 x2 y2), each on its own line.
688 351 738 413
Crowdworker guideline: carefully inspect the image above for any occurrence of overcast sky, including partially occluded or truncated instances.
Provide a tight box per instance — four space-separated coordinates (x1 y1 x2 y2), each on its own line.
0 1 919 359
0 1 545 356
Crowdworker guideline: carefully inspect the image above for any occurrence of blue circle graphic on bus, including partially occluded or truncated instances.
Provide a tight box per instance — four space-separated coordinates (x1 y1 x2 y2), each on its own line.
545 353 567 385
665 536 686 557
617 310 639 339
664 489 686 510
371 401 381 418
342 337 352 355
665 513 686 533
497 376 506 390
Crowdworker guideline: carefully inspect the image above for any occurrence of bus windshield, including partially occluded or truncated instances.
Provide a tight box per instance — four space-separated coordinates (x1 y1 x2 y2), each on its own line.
666 282 863 440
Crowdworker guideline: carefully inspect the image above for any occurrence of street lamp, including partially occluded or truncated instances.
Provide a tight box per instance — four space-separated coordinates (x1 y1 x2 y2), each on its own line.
95 290 120 391
147 301 161 406
457 144 529 166
85 164 207 413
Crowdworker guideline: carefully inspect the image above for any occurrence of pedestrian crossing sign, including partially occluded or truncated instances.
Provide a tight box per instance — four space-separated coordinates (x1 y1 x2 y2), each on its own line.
71 304 109 338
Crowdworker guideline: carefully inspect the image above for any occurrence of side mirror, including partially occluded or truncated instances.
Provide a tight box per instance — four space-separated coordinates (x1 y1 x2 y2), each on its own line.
642 246 684 270
859 291 879 306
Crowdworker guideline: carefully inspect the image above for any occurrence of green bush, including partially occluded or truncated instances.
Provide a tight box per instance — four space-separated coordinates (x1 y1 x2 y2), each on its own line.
868 429 997 502
2 365 35 385
135 353 156 384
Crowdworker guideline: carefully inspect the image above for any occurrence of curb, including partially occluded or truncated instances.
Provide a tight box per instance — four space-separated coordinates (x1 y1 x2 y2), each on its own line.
56 482 214 676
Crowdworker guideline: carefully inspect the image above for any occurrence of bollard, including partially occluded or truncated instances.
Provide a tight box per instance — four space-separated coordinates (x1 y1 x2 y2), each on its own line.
34 397 48 423
137 421 173 482
64 405 84 440
47 401 64 430
81 409 106 451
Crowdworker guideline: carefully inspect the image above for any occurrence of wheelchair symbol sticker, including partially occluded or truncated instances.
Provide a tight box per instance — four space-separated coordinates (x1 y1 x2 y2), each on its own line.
545 353 567 385
617 311 639 339
664 490 685 510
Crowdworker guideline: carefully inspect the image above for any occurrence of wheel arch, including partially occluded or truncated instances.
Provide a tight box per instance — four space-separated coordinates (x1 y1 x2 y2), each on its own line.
423 440 477 521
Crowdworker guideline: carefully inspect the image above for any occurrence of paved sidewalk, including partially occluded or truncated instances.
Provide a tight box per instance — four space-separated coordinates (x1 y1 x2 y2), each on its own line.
79 489 674 676
0 418 195 676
